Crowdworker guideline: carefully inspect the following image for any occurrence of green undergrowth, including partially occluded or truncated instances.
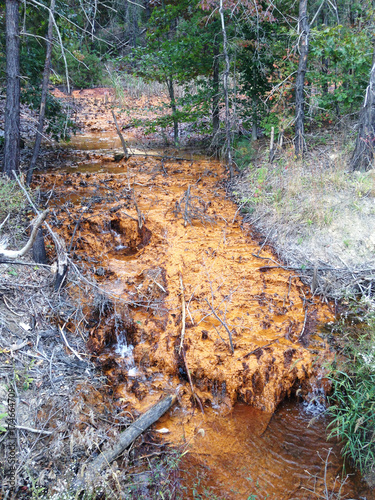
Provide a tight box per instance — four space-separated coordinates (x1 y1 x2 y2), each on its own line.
0 175 35 246
326 300 375 476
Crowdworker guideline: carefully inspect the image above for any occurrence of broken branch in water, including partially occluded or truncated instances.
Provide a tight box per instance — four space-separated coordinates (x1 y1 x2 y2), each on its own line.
73 394 177 492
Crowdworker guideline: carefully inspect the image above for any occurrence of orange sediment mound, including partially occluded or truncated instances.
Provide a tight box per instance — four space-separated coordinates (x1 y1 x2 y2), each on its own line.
37 150 333 417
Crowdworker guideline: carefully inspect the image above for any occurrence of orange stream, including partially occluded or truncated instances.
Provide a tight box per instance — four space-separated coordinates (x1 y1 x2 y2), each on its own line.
36 110 372 498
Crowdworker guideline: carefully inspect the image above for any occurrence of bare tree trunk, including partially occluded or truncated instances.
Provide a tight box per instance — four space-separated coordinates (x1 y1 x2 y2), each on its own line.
294 0 310 158
27 0 55 186
212 37 220 138
219 0 233 178
3 0 20 177
351 55 375 171
167 77 179 146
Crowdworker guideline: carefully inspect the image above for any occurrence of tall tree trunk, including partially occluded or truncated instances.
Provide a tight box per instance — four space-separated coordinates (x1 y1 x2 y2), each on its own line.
167 77 178 146
350 54 375 171
144 0 151 21
219 0 233 178
3 0 20 177
212 38 220 138
294 0 310 158
27 0 55 186
252 97 258 141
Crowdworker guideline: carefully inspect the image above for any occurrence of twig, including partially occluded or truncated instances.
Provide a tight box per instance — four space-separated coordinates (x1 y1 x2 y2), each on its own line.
241 335 285 360
0 214 10 231
58 325 84 361
0 258 51 268
178 273 186 355
3 296 24 317
204 298 234 354
298 307 308 341
15 425 53 436
182 349 204 414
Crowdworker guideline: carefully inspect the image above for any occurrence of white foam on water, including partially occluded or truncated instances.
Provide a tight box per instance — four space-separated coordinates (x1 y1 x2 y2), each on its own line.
115 333 138 377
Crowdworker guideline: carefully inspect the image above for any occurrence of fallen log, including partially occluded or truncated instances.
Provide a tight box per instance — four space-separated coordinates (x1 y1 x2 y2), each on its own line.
74 394 177 491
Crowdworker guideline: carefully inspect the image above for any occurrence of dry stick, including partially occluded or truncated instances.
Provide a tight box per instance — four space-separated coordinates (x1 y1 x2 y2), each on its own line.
111 109 129 159
178 273 186 355
132 190 144 230
269 126 275 162
58 325 84 362
0 214 10 231
0 258 51 268
298 307 308 341
73 395 177 492
15 425 53 436
204 298 234 354
241 335 285 360
0 210 49 259
12 171 68 291
182 350 204 414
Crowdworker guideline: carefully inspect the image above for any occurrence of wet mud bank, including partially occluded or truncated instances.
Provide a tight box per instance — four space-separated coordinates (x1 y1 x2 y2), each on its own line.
34 88 374 498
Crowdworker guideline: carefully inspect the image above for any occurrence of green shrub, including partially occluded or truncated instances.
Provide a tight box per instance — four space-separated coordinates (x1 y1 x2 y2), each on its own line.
327 310 375 474
0 176 33 246
233 138 255 171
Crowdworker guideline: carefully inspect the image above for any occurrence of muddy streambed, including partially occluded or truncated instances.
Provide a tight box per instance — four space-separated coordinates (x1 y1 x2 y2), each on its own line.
35 134 371 499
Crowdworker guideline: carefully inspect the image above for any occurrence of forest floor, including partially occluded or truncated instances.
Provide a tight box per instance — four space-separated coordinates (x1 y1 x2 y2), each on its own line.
231 126 375 302
0 87 374 499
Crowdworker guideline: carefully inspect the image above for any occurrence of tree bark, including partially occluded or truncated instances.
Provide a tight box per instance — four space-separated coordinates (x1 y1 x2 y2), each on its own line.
27 0 55 186
351 58 375 171
3 0 20 177
212 37 220 138
219 0 233 178
167 77 179 146
294 0 310 158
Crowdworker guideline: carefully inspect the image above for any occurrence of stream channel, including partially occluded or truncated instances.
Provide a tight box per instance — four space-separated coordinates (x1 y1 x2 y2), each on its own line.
37 127 373 499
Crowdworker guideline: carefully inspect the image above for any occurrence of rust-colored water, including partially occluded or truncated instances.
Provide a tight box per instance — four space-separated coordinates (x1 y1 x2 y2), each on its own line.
36 89 373 499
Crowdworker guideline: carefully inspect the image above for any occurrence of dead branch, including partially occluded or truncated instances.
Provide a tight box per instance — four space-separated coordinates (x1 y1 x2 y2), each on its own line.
15 425 53 436
205 298 234 354
132 189 145 230
0 214 10 231
241 335 285 360
174 186 214 227
182 350 204 414
11 171 68 291
73 394 177 492
178 273 186 355
0 210 49 259
111 109 129 159
58 325 85 362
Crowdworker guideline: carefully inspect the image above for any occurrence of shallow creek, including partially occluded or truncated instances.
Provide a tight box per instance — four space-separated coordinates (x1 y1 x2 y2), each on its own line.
36 132 372 499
